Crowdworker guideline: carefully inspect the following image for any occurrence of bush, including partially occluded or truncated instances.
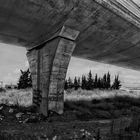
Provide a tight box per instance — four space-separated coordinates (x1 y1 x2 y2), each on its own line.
0 88 6 92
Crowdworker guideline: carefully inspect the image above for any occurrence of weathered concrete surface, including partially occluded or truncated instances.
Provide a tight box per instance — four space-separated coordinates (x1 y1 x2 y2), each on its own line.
27 26 78 115
0 0 140 70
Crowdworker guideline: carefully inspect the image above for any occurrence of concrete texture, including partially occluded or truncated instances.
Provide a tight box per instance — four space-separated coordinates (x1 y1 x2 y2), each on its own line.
27 26 77 115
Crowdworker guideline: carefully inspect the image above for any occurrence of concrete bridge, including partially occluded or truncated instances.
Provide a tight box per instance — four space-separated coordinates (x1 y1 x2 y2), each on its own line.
1 0 140 116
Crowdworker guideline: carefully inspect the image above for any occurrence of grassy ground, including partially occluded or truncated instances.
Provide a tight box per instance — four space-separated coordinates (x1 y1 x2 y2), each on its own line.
1 88 140 106
0 88 140 120
0 89 140 139
65 96 140 120
0 88 32 106
64 89 140 101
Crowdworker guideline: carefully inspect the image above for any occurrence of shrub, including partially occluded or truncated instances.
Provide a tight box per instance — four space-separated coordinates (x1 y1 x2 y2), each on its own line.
0 88 6 92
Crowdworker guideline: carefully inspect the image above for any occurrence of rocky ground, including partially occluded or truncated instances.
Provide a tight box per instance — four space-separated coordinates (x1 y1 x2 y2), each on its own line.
1 95 140 139
0 104 99 140
0 104 134 140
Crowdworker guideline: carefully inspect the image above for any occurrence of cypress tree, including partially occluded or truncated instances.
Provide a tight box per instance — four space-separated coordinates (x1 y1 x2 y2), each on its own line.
107 72 111 89
97 78 101 89
81 75 87 89
87 70 93 90
94 74 98 89
100 78 104 89
103 74 107 89
74 77 79 90
112 75 121 90
78 77 81 89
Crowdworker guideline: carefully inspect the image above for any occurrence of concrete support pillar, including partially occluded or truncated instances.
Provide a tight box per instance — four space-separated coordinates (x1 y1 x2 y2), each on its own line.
26 26 79 116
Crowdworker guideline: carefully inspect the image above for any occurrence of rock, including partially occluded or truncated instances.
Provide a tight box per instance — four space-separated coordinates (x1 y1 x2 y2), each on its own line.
0 115 4 121
9 108 14 113
48 110 60 117
52 136 57 140
16 112 24 119
80 129 85 132
23 115 39 123
27 112 31 115
0 106 3 110
23 118 29 123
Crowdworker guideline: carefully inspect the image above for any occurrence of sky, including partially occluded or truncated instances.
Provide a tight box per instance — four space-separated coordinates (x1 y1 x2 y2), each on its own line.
1 0 140 87
1 43 140 88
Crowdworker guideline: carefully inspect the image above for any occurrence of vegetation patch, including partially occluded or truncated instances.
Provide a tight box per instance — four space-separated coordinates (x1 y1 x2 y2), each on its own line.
64 95 140 121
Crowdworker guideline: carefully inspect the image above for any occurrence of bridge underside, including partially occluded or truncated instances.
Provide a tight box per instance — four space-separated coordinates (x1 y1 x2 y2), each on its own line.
1 0 140 115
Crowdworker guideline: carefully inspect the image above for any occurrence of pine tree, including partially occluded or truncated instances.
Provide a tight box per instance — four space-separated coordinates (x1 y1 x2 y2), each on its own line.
87 70 93 90
97 78 101 89
112 75 121 90
81 75 87 89
74 77 79 90
106 72 111 89
78 77 81 89
94 74 98 89
17 68 32 89
100 78 104 89
103 74 107 89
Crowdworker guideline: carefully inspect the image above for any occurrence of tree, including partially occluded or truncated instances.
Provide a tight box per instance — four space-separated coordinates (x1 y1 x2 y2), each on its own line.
74 77 79 90
100 78 104 89
106 72 111 89
112 75 121 90
97 78 101 89
81 75 87 89
94 74 98 89
103 74 107 89
86 70 93 90
78 77 81 89
17 68 32 89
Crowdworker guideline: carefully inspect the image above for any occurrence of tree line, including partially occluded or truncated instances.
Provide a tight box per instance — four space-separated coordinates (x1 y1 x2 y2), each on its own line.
17 69 121 90
65 71 121 90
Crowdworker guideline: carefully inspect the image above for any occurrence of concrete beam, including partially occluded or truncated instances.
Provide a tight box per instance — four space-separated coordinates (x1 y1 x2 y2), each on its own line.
26 26 79 116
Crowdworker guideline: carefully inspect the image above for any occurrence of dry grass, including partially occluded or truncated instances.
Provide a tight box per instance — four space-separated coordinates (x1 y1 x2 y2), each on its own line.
0 88 32 107
1 88 140 120
0 88 140 107
64 88 140 101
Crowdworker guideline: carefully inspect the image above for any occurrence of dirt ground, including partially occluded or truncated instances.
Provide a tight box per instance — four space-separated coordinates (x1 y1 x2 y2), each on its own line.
1 95 140 140
0 105 133 140
0 117 130 140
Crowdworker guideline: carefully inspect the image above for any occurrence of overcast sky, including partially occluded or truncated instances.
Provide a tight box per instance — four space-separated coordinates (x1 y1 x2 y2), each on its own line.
0 0 140 87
